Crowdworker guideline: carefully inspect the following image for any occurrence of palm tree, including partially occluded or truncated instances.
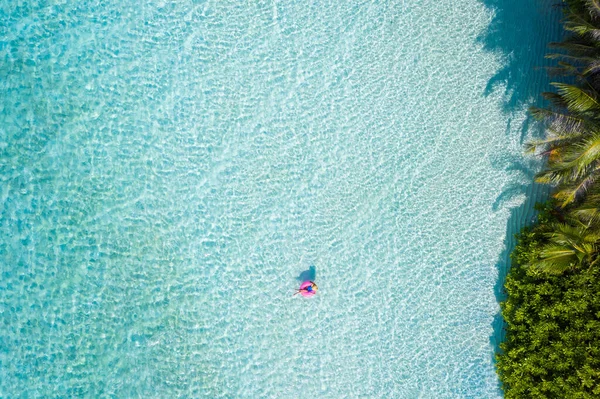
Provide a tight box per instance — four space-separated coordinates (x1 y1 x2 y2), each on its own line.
546 0 600 75
545 35 600 79
567 182 600 226
528 85 600 207
529 0 600 143
529 86 600 139
534 128 600 206
528 222 600 274
524 0 600 274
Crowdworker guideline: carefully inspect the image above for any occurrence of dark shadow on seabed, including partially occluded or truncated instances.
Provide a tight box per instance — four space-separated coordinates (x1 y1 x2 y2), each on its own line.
297 265 316 283
476 0 564 392
479 0 563 113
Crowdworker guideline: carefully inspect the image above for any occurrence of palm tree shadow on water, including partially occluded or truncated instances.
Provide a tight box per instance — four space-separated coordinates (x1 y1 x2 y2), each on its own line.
476 0 563 392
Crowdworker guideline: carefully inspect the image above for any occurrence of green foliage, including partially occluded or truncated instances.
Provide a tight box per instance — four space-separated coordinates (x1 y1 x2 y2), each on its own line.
569 184 600 225
526 1 600 207
498 1 600 394
498 245 600 398
510 201 561 269
534 201 559 226
501 199 600 396
551 83 600 115
529 222 600 274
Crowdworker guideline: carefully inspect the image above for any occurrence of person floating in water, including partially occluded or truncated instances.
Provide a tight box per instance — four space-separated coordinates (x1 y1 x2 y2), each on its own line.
295 280 318 297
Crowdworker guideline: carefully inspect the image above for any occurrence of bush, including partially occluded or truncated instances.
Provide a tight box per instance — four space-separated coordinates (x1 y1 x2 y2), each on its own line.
497 213 600 398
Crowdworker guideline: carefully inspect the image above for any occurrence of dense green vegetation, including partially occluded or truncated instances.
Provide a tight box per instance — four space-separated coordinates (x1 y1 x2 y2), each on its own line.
498 203 600 398
496 1 600 397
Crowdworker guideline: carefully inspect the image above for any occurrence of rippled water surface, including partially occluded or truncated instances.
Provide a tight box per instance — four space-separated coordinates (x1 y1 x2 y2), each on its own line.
1 1 560 397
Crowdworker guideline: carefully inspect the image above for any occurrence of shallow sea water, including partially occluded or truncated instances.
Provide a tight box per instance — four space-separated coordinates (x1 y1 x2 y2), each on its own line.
1 0 560 397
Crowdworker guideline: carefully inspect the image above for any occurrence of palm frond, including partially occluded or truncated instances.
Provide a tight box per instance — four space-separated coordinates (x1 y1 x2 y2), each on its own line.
568 134 600 175
525 131 585 155
586 0 600 19
530 245 577 274
552 83 600 114
569 202 600 225
568 184 600 224
545 53 595 64
564 13 600 39
528 222 600 274
541 91 570 109
545 223 600 244
583 60 600 75
553 172 598 206
536 163 580 184
548 38 599 57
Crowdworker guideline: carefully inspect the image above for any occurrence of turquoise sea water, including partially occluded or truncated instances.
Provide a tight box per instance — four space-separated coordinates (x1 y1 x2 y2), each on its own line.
1 1 561 398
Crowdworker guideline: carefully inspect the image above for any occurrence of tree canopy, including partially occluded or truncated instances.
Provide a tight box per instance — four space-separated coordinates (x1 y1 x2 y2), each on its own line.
497 1 600 397
498 209 600 398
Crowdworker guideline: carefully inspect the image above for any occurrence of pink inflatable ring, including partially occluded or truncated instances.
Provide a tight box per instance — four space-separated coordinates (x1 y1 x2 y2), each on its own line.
298 281 318 297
